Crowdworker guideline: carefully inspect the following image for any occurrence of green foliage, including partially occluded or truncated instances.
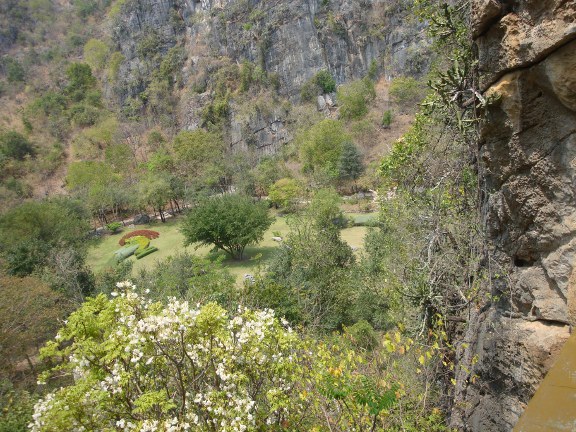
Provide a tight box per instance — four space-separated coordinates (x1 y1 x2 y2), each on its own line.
65 63 97 102
301 69 337 101
268 178 302 211
381 109 393 128
2 57 26 83
337 78 376 120
389 76 426 112
134 246 158 259
315 69 336 92
105 221 122 233
125 235 150 253
0 381 35 432
83 38 109 71
338 141 363 181
345 320 378 350
0 199 90 277
107 51 124 81
299 119 351 181
264 189 355 330
181 194 274 260
0 131 35 160
172 129 224 190
134 252 236 307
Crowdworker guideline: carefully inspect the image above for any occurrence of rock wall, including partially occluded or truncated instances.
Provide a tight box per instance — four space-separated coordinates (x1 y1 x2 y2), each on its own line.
110 0 428 154
452 1 576 430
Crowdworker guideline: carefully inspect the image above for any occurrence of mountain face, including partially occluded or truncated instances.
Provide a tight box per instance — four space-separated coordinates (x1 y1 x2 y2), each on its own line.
452 1 576 430
109 0 428 153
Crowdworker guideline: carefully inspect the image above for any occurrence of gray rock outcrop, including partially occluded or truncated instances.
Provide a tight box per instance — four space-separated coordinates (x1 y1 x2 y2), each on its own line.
452 1 576 430
110 0 429 155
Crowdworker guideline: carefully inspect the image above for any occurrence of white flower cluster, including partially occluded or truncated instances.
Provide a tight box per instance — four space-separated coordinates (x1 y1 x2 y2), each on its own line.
30 281 305 432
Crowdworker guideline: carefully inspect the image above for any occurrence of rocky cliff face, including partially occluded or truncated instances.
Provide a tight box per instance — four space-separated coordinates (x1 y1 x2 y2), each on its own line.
110 0 427 153
452 1 576 430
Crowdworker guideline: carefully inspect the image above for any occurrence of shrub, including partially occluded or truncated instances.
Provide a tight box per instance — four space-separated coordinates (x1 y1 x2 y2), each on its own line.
135 246 158 259
337 78 376 120
382 110 393 128
389 76 426 112
106 222 122 233
125 235 150 253
315 69 336 93
119 230 160 246
268 178 302 211
0 131 35 160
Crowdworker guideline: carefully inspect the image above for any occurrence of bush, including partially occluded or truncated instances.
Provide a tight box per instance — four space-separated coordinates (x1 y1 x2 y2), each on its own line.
315 69 336 93
0 131 35 160
337 78 376 120
389 76 426 112
125 235 150 253
345 320 379 350
106 222 122 233
119 230 160 246
135 246 158 259
382 110 393 128
268 178 302 211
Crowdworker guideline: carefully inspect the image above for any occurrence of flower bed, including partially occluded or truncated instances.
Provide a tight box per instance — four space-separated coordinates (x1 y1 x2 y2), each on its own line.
119 230 160 246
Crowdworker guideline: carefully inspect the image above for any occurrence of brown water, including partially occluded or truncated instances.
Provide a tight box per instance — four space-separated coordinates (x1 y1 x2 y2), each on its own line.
514 332 576 431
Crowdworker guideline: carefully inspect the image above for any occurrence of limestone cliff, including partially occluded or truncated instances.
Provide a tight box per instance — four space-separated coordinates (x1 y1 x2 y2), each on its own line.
109 0 428 153
452 1 576 430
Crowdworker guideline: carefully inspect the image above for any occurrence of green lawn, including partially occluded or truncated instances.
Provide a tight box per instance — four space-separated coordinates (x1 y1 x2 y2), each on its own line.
87 212 377 284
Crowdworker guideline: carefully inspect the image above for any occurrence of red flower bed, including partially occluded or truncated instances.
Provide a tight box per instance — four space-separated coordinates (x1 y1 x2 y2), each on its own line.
119 230 160 246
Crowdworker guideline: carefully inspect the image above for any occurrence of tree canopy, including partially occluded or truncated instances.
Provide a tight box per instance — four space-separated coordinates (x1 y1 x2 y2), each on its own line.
180 194 274 260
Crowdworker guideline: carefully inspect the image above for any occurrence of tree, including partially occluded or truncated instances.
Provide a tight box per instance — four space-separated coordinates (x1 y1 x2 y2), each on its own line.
264 190 355 330
172 129 225 191
299 119 351 180
268 178 302 211
65 63 97 102
181 194 274 260
0 198 90 277
31 282 401 432
338 141 363 182
0 276 70 381
83 39 109 72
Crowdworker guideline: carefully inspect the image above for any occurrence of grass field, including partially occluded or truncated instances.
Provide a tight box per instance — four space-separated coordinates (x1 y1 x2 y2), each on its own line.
87 212 377 284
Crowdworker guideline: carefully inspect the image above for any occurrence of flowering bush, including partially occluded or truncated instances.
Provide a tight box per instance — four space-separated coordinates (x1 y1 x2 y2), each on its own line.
29 281 409 431
119 230 160 246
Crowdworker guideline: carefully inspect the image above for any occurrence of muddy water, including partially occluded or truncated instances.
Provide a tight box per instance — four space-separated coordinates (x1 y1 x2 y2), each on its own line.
514 333 576 431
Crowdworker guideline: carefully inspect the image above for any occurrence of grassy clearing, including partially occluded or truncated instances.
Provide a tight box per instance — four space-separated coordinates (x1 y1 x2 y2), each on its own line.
87 212 377 284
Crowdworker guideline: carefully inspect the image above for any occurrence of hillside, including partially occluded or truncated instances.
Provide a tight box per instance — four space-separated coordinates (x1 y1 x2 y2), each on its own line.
1 1 575 431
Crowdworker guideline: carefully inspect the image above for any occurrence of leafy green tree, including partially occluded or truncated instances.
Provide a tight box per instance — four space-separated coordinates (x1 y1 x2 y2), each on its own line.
264 190 355 330
172 129 225 191
181 194 274 260
31 282 401 432
0 199 90 277
268 178 302 211
299 119 351 181
65 63 97 102
0 131 34 160
338 141 363 181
